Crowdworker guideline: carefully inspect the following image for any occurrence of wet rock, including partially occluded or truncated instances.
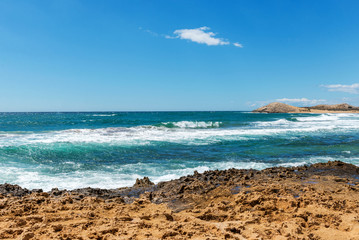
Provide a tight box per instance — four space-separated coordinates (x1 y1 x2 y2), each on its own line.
50 188 65 197
0 183 31 197
1 160 359 239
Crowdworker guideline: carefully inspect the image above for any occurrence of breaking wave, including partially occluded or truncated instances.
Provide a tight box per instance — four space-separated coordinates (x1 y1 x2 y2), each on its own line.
158 121 222 129
1 112 359 190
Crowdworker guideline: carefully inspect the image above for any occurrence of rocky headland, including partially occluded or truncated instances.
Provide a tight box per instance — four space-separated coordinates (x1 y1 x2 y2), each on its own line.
253 102 359 113
1 161 359 239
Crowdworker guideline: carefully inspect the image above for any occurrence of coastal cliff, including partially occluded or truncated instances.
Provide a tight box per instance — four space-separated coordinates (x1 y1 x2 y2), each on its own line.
253 102 359 113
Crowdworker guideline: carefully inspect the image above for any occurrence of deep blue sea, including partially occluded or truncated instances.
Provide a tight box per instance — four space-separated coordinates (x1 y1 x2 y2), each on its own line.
1 111 358 191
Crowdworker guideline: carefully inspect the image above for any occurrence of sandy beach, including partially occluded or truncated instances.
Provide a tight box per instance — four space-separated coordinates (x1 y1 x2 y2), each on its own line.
304 110 359 113
1 161 359 239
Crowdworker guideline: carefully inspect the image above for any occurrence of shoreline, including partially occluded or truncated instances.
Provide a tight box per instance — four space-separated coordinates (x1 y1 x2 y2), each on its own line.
1 161 359 239
253 102 359 113
277 110 359 114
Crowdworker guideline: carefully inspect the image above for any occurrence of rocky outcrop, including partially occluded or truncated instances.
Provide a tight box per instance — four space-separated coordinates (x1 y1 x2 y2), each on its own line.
253 102 359 113
0 183 31 197
308 103 359 111
1 161 359 239
252 102 308 113
133 177 155 188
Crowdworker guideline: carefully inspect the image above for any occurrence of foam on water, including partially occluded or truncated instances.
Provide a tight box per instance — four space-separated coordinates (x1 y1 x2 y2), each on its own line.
1 112 359 190
92 114 116 117
1 113 359 147
0 160 280 191
2 155 359 191
161 121 222 129
254 113 359 131
254 119 293 127
296 114 340 122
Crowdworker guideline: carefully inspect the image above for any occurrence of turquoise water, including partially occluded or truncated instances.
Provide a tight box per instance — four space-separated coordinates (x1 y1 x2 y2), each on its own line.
1 111 359 190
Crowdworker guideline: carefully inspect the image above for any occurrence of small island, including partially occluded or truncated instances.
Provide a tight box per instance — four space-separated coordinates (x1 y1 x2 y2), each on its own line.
253 102 359 113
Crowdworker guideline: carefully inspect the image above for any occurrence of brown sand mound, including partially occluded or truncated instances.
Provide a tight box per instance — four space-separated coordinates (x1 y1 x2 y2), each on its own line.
1 161 359 239
252 102 306 113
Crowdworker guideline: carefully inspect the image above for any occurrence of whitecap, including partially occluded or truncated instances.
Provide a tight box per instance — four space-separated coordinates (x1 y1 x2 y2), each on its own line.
162 121 222 129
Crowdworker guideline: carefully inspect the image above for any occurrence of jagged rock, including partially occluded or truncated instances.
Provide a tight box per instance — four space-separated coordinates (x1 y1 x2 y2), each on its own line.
1 161 359 239
0 183 31 197
133 177 155 188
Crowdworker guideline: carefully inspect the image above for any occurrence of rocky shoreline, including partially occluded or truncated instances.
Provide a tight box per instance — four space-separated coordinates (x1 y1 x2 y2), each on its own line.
253 102 359 113
1 161 359 239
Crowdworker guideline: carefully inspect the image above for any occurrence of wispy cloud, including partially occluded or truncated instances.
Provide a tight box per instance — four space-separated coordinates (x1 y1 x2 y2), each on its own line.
322 83 359 94
276 98 326 105
233 42 243 48
172 27 229 46
166 26 242 47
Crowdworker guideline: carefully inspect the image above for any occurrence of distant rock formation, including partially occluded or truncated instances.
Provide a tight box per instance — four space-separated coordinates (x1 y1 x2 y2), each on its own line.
253 102 359 113
252 102 308 113
308 103 359 111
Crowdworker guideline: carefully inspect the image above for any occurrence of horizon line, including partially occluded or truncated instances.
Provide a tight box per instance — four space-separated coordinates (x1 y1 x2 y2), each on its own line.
0 110 252 113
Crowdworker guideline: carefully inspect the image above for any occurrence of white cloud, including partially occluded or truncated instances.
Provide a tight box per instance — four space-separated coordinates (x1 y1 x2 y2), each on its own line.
167 26 241 47
173 26 229 46
322 83 359 94
276 98 326 105
164 35 176 39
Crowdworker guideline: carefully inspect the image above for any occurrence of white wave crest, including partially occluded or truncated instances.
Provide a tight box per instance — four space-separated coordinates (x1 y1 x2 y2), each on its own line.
254 113 359 131
2 156 359 191
254 119 292 127
1 113 359 147
296 114 340 122
0 160 273 191
163 121 222 128
92 114 116 117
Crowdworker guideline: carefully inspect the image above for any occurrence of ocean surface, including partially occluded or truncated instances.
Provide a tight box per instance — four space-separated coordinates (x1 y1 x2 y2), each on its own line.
1 111 358 191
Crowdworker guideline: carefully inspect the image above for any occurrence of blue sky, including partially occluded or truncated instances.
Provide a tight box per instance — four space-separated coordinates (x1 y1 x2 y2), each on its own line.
1 0 359 111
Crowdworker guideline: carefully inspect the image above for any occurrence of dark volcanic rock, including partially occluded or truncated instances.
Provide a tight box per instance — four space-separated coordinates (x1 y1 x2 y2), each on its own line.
1 160 359 211
0 183 31 197
2 161 359 239
133 177 155 188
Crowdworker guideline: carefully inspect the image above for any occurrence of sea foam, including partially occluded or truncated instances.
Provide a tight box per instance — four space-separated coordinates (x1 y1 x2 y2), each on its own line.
1 112 359 190
1 113 359 147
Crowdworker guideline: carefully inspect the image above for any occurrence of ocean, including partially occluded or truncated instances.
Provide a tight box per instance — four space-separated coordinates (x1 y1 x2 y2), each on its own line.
0 111 358 191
